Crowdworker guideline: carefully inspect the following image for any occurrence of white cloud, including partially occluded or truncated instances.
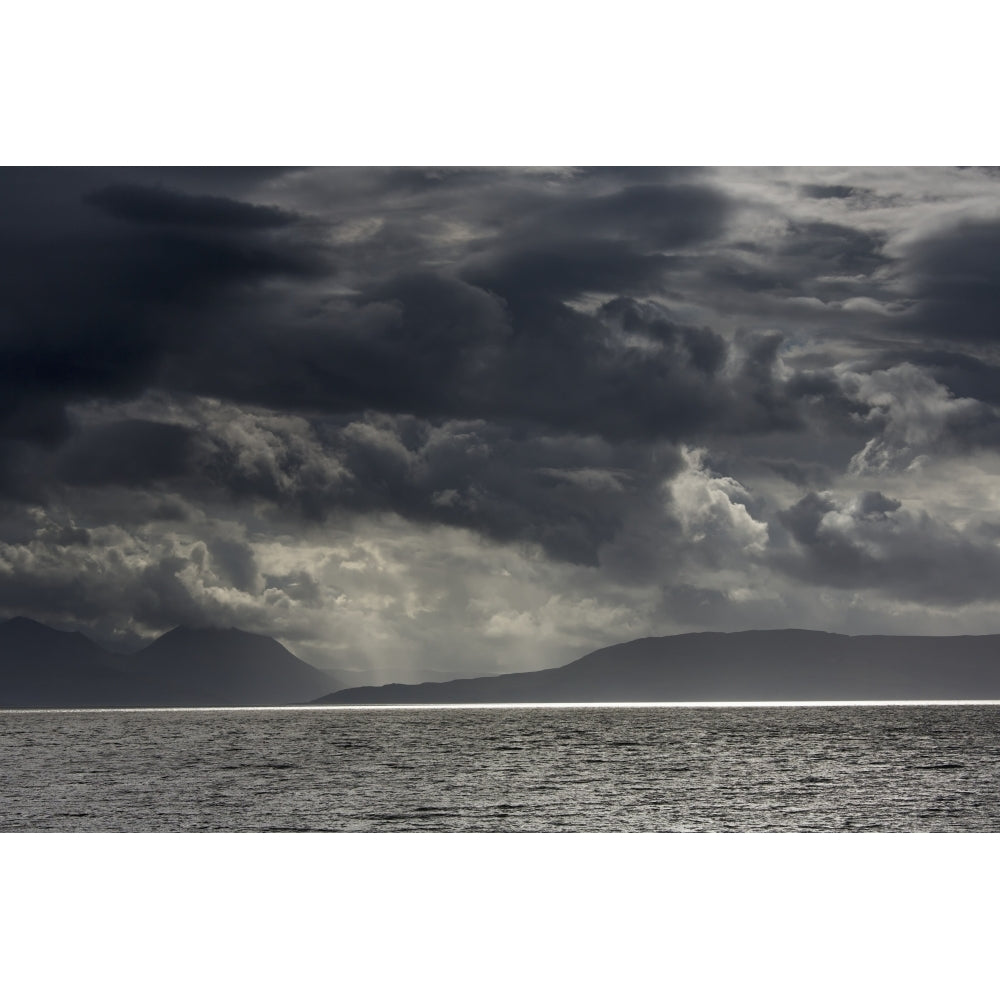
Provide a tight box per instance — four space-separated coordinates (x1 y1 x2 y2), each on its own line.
669 447 769 554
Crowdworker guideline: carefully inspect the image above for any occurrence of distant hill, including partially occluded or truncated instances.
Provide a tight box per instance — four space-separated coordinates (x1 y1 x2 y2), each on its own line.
0 617 342 708
314 629 1000 704
128 626 336 706
0 617 150 708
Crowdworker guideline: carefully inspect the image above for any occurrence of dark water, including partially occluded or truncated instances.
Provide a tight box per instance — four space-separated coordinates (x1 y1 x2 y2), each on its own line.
2 704 999 831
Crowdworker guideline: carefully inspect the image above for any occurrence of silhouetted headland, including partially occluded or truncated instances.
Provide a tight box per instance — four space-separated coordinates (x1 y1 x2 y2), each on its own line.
314 629 1000 704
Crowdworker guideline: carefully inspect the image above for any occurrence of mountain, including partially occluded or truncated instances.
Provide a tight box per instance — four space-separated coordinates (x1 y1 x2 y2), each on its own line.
0 617 146 708
0 618 342 708
128 626 337 706
314 629 1000 704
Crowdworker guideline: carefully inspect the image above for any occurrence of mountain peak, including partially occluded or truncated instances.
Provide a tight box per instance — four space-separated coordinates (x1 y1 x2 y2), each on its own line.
147 624 274 648
1 616 92 644
130 623 336 705
4 615 55 630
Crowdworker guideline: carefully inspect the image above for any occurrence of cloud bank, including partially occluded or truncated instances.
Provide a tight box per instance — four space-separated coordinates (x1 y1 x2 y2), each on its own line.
3 166 1000 680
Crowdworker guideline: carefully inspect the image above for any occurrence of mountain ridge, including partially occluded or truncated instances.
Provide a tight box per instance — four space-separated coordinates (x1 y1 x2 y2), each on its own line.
10 621 1000 708
314 628 1000 704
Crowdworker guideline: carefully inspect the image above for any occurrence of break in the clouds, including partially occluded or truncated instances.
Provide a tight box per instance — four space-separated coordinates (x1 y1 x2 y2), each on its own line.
3 166 1000 682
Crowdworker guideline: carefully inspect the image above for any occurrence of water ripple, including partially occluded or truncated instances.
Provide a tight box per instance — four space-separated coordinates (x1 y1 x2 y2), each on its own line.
2 705 1000 831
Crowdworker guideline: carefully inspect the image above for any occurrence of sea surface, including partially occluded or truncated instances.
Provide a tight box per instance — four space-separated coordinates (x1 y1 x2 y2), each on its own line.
2 704 999 832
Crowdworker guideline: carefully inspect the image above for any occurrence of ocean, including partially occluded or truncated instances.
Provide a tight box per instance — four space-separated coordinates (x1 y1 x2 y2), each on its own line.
2 704 999 832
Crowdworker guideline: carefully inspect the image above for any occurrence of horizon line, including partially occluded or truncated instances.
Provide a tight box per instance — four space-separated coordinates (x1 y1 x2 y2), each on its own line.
5 700 1000 713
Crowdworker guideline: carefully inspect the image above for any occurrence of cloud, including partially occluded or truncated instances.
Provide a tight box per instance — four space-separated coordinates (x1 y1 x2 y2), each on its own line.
56 419 198 487
85 183 300 229
32 396 680 566
839 363 994 473
0 170 328 466
669 447 769 559
0 168 809 463
800 184 858 200
536 182 730 246
898 217 1000 344
780 221 887 279
775 489 1000 605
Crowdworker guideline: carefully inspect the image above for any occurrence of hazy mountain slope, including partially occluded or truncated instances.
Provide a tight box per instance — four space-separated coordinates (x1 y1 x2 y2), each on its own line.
0 617 154 707
314 629 1000 704
0 618 343 708
128 626 339 706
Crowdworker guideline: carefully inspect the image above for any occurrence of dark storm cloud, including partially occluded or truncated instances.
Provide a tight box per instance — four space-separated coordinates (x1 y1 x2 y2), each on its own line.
163 271 513 422
530 182 731 250
574 167 707 183
801 184 857 200
0 166 869 585
598 296 725 374
461 182 730 306
85 183 300 229
206 537 262 594
463 238 675 303
113 167 304 194
663 215 896 335
0 171 333 525
0 168 753 460
780 221 886 278
362 421 682 565
0 171 325 445
56 419 198 487
15 398 679 567
716 220 888 300
132 550 242 631
467 295 735 441
898 217 1000 344
7 165 1000 655
162 274 800 449
177 405 685 564
0 168 926 483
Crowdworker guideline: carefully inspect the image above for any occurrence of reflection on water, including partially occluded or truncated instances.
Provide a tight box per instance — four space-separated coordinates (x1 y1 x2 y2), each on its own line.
2 705 999 831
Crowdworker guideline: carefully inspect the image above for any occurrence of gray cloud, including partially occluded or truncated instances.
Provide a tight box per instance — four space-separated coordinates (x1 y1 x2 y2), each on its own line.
776 489 1000 605
85 183 301 229
801 184 858 200
899 217 1000 344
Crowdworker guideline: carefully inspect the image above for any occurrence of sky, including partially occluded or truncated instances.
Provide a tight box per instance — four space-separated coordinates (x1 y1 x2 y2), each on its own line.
3 165 1000 683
